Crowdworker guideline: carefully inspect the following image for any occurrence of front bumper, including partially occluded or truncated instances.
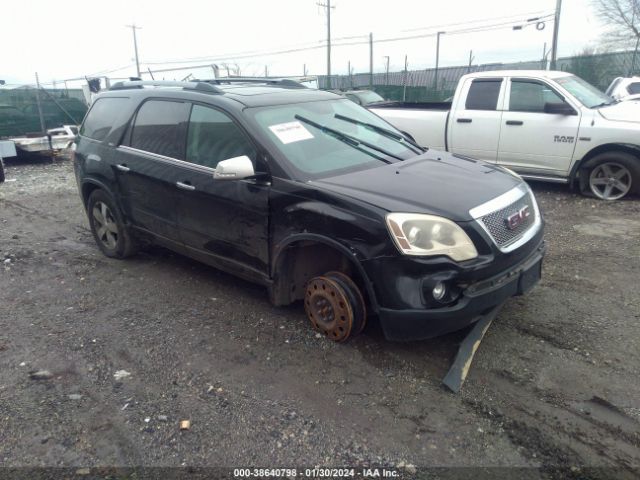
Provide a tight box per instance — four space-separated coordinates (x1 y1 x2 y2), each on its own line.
377 241 546 341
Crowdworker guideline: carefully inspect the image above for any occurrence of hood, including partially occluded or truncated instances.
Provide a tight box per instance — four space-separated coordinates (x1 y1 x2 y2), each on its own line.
598 101 640 123
312 151 522 222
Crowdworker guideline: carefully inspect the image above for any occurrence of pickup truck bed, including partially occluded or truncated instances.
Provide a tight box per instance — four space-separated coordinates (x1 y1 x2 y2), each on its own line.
371 103 451 151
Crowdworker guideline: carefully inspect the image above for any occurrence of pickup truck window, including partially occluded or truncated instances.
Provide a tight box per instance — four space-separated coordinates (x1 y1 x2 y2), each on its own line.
130 100 190 159
465 79 502 111
250 99 416 180
509 80 564 113
186 105 256 169
555 75 612 108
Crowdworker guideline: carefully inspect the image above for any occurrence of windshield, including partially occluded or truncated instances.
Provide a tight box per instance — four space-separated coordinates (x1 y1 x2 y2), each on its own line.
250 99 418 180
555 75 613 108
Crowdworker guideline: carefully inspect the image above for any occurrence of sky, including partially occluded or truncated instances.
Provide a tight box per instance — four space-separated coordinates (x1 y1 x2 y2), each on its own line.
0 0 612 87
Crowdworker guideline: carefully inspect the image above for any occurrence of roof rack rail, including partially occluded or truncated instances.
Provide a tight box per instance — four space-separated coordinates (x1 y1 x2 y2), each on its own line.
197 77 307 89
109 80 223 94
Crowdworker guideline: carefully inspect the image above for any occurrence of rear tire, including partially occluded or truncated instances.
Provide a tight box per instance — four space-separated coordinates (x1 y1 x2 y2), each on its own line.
87 189 137 258
580 152 639 200
304 272 366 343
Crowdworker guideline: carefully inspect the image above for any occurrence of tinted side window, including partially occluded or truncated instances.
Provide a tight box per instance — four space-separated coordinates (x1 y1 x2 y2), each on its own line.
130 100 190 159
186 105 256 169
465 79 502 111
80 97 128 141
628 82 640 95
509 80 564 113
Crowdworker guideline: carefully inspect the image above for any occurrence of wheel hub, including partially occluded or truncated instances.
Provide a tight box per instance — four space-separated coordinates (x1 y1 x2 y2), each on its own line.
304 277 353 342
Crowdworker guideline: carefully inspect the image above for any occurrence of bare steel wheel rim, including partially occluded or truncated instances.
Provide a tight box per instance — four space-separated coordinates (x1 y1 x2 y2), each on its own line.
589 162 632 200
92 201 119 249
304 277 353 342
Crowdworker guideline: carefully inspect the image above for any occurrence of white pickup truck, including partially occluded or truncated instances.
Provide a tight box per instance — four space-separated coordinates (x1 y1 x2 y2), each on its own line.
371 70 640 200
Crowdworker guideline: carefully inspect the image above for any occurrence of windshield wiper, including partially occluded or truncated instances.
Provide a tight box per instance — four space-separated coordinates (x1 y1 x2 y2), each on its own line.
294 114 404 162
334 113 425 154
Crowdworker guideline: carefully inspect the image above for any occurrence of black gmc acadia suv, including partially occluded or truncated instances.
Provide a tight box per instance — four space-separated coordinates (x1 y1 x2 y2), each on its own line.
73 78 546 342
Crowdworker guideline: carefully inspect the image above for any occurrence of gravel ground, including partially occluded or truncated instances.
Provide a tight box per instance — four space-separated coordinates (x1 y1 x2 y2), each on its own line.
0 156 639 479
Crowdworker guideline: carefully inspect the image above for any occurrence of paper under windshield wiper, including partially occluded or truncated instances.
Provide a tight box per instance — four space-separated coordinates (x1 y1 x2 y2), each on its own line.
294 115 403 162
334 113 425 154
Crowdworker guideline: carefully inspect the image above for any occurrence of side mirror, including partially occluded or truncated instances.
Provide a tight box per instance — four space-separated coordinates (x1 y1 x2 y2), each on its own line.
213 155 255 180
544 102 576 115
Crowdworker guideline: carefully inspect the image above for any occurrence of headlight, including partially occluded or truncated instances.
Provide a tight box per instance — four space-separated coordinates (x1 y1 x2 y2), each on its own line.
386 213 478 261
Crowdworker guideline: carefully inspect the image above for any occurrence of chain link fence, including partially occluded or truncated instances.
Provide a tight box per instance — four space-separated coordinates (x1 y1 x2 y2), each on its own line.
319 50 638 102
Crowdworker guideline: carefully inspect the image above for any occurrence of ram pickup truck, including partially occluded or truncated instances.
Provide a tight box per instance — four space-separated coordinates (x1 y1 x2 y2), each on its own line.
371 70 640 200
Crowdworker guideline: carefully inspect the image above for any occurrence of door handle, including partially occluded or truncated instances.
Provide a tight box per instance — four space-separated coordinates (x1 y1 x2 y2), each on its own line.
456 118 472 123
87 154 101 162
506 120 524 126
116 164 130 172
176 181 196 191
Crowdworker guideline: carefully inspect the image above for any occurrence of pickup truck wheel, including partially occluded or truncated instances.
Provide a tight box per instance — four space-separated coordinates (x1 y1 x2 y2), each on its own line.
87 190 137 258
585 153 639 200
304 273 366 342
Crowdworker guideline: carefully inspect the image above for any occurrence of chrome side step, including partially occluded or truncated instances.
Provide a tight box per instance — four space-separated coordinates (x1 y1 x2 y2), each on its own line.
519 174 569 184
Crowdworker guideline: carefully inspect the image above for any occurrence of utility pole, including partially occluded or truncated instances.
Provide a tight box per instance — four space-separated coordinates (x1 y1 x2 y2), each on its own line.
348 60 352 88
369 32 374 88
550 0 562 70
34 72 46 134
434 31 445 92
384 56 390 85
317 1 335 84
265 65 269 77
467 50 474 73
303 64 308 76
402 55 408 102
126 24 142 77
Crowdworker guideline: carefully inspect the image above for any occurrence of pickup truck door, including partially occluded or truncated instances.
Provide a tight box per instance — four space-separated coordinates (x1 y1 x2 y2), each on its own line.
448 77 505 162
497 78 580 174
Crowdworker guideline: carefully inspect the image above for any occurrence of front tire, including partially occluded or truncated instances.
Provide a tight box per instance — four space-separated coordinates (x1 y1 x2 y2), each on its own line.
581 152 639 200
304 272 366 343
87 189 137 258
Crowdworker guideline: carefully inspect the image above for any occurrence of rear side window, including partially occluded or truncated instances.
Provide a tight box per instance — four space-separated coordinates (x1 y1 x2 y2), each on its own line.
465 79 502 111
130 100 190 159
628 82 640 95
186 105 256 169
80 97 128 141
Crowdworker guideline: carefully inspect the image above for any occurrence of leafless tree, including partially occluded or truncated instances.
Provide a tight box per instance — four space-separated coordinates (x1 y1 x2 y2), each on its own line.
594 0 640 47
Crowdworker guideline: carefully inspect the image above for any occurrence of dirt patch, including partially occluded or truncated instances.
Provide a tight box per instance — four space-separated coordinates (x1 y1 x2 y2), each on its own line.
0 159 639 476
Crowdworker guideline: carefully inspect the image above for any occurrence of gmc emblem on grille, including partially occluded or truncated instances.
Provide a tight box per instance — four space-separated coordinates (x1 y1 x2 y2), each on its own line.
505 206 531 230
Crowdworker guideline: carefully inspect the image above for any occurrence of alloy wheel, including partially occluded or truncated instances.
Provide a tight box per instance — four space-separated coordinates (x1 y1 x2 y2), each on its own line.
92 201 119 249
589 162 632 201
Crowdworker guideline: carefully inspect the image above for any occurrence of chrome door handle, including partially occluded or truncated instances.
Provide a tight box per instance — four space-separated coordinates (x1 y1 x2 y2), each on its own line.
116 164 130 172
87 154 101 162
176 181 196 191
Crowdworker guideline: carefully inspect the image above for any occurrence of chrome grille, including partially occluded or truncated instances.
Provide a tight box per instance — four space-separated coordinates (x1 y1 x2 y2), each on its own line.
479 191 536 248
